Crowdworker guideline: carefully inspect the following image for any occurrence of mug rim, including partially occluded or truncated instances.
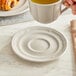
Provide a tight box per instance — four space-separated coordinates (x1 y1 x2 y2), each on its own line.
29 0 62 6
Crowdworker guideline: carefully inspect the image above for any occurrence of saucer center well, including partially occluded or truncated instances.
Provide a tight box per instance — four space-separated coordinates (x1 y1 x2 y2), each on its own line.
28 38 50 53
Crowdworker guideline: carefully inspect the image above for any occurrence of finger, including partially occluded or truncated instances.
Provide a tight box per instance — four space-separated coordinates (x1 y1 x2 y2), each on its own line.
66 0 73 5
63 2 70 7
73 0 76 2
63 0 70 6
72 0 76 5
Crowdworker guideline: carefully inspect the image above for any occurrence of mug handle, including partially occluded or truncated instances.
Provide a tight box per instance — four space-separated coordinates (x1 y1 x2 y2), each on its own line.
61 0 69 13
61 7 69 13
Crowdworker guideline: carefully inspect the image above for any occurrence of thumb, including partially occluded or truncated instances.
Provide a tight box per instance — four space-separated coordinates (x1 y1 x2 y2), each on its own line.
71 5 76 14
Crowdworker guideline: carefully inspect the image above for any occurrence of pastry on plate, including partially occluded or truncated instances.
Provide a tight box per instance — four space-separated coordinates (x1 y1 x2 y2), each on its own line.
0 0 19 11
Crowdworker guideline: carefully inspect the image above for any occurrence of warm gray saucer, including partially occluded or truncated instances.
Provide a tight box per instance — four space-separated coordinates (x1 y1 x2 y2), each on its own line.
12 26 67 62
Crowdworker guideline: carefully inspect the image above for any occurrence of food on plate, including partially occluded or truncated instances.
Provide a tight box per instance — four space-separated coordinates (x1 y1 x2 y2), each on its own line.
0 0 19 11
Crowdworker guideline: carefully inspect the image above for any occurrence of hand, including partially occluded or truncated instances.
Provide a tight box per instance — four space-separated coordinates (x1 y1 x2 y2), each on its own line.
64 0 76 15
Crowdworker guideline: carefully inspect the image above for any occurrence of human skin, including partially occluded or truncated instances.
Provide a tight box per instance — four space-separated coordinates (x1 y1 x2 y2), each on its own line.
64 0 76 14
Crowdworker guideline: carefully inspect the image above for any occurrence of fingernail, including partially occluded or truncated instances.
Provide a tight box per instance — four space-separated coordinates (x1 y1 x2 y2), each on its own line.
73 0 76 2
68 0 73 5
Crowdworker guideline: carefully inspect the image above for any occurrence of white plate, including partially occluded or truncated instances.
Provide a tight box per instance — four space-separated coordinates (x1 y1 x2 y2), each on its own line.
12 26 67 62
0 0 28 17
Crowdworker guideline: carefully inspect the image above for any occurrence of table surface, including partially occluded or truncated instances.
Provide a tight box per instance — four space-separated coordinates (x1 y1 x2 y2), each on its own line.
0 8 76 76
